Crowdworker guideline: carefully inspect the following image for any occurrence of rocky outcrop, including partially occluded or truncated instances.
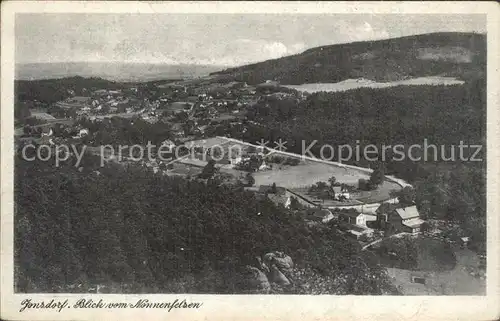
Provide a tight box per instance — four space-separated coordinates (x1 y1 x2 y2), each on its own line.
241 251 294 293
269 264 291 286
242 265 271 294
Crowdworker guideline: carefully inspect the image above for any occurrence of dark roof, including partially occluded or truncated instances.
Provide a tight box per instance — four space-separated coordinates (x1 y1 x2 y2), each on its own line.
396 206 420 219
376 202 399 214
339 211 362 218
376 203 420 220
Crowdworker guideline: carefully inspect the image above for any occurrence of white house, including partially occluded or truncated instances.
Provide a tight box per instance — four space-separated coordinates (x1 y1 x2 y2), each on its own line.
161 139 176 149
332 186 350 200
340 211 367 226
230 156 243 166
41 127 53 137
79 128 89 137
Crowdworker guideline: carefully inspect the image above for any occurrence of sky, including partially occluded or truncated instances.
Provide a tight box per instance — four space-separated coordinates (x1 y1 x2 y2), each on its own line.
16 14 486 66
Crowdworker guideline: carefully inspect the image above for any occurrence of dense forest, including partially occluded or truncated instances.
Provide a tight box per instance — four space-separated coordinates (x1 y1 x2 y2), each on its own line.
14 155 398 294
212 33 486 84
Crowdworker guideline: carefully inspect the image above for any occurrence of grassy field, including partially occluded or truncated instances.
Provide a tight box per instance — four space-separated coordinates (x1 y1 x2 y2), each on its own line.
352 181 403 203
253 161 368 188
253 160 401 205
179 138 402 205
292 178 402 207
282 76 465 93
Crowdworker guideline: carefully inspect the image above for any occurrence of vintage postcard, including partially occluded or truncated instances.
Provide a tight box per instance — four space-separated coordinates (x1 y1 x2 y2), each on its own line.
1 1 499 320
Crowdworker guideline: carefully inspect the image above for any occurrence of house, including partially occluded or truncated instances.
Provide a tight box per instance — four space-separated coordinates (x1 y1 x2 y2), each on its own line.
339 211 367 226
332 186 350 200
363 213 378 228
338 210 374 238
170 123 184 137
258 160 271 171
161 139 176 149
376 204 425 234
230 155 242 166
41 127 53 137
460 236 470 249
73 128 89 139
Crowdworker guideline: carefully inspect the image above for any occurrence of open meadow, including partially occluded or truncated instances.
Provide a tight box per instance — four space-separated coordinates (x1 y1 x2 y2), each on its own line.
253 161 367 188
282 76 465 93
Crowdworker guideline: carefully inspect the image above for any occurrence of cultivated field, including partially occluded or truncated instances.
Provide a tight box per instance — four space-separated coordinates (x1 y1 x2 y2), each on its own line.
179 138 403 205
292 179 402 207
282 76 465 93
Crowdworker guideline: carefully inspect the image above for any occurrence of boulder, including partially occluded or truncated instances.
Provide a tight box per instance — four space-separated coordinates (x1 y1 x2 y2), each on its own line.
256 256 270 274
269 264 291 286
263 251 294 273
263 252 276 265
273 252 294 272
242 265 270 294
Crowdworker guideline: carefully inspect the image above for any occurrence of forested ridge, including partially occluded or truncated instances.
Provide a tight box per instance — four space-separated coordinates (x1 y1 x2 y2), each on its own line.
212 32 485 84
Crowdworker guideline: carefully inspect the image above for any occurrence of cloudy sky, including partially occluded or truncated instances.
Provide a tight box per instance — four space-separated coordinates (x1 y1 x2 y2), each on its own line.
16 14 485 66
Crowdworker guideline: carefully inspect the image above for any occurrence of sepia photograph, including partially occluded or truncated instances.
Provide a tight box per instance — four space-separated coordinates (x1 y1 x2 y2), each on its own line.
1 2 499 321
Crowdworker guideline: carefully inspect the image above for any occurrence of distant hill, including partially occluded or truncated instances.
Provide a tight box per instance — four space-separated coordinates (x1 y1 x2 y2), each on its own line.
211 32 486 85
16 62 225 82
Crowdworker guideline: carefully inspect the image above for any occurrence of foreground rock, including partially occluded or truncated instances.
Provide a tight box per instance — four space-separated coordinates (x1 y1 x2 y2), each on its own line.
241 265 271 294
240 251 294 293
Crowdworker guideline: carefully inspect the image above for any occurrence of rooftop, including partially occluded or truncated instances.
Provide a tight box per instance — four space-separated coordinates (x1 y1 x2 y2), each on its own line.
396 205 420 220
402 217 425 228
339 210 362 218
